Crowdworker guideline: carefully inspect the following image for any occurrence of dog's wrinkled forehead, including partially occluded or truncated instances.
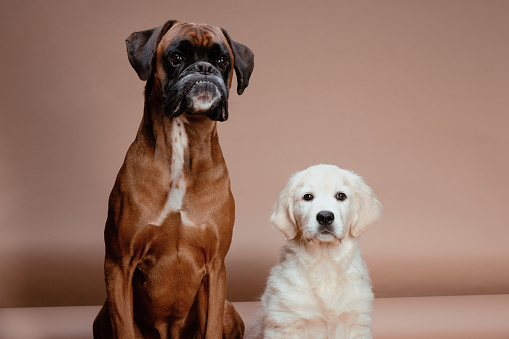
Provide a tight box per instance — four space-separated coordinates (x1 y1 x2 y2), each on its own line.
158 22 231 55
155 22 234 87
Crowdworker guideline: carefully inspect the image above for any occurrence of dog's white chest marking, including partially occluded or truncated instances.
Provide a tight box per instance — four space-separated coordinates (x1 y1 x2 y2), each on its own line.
153 117 188 226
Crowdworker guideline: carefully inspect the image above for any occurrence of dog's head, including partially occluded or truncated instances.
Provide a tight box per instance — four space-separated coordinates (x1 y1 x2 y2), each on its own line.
271 164 382 243
125 20 254 121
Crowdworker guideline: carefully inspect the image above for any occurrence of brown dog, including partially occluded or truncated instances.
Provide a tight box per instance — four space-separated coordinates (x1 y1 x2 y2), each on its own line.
93 20 254 339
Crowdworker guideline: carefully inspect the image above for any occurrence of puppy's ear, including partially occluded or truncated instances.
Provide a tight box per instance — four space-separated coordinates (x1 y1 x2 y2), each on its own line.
220 28 255 95
350 174 382 238
270 181 298 240
126 20 178 81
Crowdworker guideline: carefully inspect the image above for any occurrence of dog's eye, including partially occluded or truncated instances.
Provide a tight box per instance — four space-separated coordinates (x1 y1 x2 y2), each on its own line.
217 54 229 68
170 52 184 65
303 194 314 201
336 192 347 201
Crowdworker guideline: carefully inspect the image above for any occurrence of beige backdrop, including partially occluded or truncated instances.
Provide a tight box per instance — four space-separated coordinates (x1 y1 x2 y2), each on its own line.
1 0 508 307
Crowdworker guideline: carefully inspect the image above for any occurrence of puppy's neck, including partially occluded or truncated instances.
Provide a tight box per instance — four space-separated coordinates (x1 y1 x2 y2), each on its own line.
283 237 360 272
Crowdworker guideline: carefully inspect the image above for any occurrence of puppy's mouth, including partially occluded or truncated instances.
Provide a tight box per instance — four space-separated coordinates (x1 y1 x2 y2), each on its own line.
301 226 343 243
315 231 343 243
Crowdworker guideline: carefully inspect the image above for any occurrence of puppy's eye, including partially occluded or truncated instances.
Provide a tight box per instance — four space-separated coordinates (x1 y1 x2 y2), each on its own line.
336 192 347 201
217 54 229 68
170 52 184 65
303 193 314 201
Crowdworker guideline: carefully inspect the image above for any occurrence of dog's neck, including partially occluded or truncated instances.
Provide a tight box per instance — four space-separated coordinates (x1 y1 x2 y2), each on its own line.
134 84 228 226
140 84 222 168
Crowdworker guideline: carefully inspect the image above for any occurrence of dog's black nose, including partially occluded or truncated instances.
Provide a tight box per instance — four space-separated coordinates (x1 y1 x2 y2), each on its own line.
193 62 216 75
316 211 335 226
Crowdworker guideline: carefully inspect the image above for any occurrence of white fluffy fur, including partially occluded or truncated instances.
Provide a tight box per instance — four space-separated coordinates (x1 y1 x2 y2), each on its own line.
247 164 382 339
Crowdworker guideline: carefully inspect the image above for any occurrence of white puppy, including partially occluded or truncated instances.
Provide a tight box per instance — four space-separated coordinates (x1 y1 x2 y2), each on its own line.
247 164 382 339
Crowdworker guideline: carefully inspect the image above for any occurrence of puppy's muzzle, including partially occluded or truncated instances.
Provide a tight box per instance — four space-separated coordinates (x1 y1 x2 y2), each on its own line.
316 210 335 232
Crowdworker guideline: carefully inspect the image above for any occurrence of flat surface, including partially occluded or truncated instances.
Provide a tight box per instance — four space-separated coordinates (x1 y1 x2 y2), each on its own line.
240 295 509 339
0 305 100 339
1 295 508 339
370 294 509 339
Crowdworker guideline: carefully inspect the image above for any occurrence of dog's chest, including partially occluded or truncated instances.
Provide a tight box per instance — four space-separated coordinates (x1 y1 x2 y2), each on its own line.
153 117 189 226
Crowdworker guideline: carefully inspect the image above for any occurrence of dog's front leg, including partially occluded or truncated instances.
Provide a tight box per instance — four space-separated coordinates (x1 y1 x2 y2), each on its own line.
205 259 228 338
104 257 137 339
223 300 245 338
104 224 158 338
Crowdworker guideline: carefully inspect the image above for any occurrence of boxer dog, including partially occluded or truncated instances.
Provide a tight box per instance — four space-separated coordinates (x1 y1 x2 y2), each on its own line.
93 20 254 339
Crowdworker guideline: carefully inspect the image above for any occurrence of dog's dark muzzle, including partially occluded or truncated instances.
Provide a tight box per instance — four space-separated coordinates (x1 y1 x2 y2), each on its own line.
163 62 229 121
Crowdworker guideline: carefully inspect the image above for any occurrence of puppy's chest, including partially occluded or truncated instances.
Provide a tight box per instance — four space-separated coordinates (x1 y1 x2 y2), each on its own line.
309 270 343 301
302 261 353 311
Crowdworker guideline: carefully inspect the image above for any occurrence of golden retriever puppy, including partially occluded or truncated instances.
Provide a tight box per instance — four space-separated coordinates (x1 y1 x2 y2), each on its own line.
247 164 382 339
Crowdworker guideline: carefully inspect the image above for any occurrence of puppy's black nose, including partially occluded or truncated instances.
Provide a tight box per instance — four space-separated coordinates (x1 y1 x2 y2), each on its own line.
316 211 334 226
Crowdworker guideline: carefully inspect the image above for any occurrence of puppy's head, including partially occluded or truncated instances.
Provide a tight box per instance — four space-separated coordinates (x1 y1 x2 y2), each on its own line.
125 20 254 121
270 164 382 243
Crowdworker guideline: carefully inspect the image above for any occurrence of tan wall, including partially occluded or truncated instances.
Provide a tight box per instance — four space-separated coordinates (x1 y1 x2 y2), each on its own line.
1 0 508 307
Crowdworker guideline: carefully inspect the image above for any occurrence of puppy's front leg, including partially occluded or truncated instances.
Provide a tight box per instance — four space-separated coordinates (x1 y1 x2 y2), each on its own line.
348 327 372 339
262 327 299 339
342 311 372 339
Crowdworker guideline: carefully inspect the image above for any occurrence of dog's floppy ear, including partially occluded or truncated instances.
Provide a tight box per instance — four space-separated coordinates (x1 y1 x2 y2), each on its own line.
270 179 298 240
220 28 254 95
350 174 382 238
126 20 178 81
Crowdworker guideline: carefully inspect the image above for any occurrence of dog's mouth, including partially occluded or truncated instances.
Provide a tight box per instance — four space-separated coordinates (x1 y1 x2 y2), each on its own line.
183 80 222 114
163 75 228 121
